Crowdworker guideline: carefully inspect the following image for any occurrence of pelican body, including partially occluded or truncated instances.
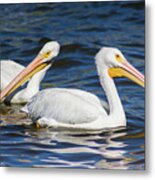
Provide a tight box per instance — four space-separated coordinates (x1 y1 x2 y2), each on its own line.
0 41 60 104
22 47 144 130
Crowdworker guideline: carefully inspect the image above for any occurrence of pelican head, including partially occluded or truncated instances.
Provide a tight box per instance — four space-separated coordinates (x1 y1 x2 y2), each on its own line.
39 41 60 62
0 41 60 101
95 47 144 87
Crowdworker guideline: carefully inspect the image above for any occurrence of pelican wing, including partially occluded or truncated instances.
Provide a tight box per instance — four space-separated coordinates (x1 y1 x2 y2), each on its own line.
25 88 106 125
0 60 25 91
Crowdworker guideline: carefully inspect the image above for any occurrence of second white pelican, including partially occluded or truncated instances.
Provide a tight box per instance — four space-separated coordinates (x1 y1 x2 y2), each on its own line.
0 41 60 104
22 47 144 130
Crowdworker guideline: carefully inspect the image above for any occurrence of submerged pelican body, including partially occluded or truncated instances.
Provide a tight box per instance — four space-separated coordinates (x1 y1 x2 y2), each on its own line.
0 41 60 104
21 47 144 130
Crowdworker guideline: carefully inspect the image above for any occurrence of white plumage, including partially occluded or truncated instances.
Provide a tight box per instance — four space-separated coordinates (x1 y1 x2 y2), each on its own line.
1 60 24 90
26 88 106 123
0 41 60 104
0 60 50 103
23 47 144 130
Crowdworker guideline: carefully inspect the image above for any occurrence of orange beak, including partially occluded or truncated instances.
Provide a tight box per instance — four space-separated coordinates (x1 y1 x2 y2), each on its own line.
108 60 144 87
0 54 50 101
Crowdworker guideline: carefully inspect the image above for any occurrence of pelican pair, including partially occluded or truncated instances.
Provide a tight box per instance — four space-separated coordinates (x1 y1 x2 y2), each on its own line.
0 41 144 130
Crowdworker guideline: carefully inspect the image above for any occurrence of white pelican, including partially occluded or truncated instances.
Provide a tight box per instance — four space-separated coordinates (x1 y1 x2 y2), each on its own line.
21 47 144 130
0 41 60 104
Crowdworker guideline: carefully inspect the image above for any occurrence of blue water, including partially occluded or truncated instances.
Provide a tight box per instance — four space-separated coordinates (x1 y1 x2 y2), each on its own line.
0 1 145 169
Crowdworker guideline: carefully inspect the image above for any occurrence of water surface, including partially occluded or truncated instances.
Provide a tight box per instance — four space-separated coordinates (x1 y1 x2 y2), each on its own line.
0 1 145 169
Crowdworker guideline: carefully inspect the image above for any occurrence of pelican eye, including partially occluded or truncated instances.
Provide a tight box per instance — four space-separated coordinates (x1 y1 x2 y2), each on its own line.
115 54 122 63
44 51 51 58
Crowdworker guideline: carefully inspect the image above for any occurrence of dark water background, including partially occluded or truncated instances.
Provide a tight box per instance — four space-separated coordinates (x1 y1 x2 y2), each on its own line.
0 1 145 169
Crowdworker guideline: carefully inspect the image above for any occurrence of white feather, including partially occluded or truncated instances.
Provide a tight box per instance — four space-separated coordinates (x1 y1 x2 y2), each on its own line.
0 60 51 103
